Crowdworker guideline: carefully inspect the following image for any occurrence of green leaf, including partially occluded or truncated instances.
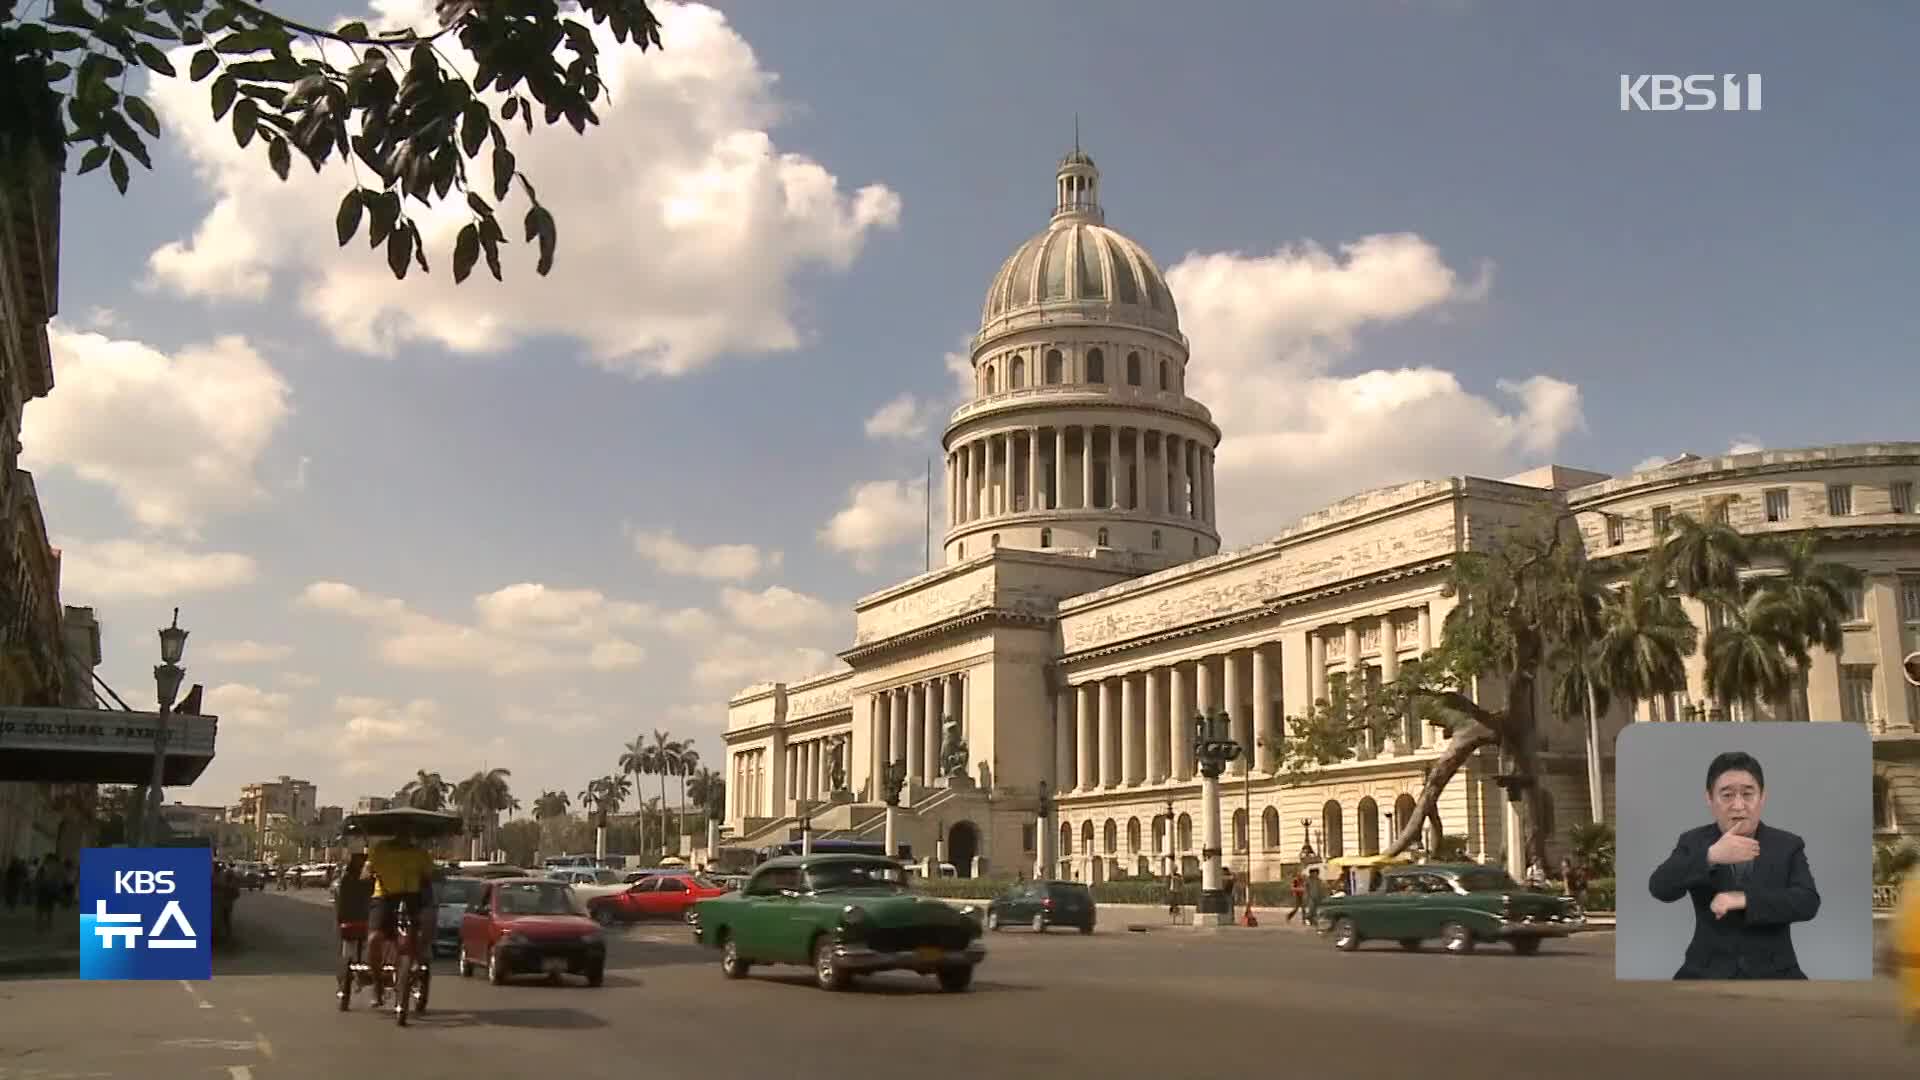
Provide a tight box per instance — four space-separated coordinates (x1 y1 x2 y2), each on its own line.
460 101 488 158
43 61 72 82
336 21 370 38
491 144 514 201
124 96 160 137
232 97 259 146
466 192 491 218
480 231 502 281
227 58 302 82
134 42 176 77
267 137 290 180
190 49 218 82
335 189 364 246
526 206 556 276
108 150 130 194
215 29 281 54
210 74 237 119
386 226 411 280
452 223 479 284
77 146 111 175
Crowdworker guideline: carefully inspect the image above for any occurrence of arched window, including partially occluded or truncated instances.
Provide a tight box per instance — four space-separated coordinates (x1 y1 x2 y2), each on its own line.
1096 527 1110 546
1081 820 1095 852
1159 359 1169 390
1874 774 1894 831
1151 529 1162 550
957 541 966 557
1322 800 1344 859
1126 817 1142 854
1010 356 1025 388
1059 822 1073 857
1045 349 1064 384
1103 819 1118 854
1358 797 1380 856
1262 806 1280 850
990 533 1000 548
1177 813 1193 851
1232 808 1249 853
1126 351 1141 386
1087 348 1105 383
1192 537 1201 555
1039 528 1052 547
985 366 997 394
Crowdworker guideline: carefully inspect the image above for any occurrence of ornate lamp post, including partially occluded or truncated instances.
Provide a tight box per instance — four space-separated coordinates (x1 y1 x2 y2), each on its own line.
1191 709 1242 925
142 609 190 846
881 760 907 862
798 796 814 857
1034 780 1053 880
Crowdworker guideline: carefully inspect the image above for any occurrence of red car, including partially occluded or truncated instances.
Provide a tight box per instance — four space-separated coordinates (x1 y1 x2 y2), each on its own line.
457 878 606 986
586 872 728 925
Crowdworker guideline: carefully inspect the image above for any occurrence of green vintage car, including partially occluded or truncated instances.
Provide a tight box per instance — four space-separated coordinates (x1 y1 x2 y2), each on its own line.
690 854 986 992
1316 863 1586 955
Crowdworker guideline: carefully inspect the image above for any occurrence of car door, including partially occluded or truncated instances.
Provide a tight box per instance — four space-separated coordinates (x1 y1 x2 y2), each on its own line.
652 876 692 918
460 884 493 956
620 878 659 920
734 868 793 959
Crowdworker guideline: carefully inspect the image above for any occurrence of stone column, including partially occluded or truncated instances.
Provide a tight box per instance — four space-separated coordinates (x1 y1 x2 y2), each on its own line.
1121 673 1141 785
929 677 946 759
1108 426 1122 509
1002 431 1015 515
1027 428 1041 513
1076 683 1097 792
1081 426 1095 510
965 442 979 521
1380 614 1402 752
949 672 966 741
1170 661 1192 779
1223 650 1247 776
1310 632 1328 704
1053 426 1067 510
871 696 889 788
1195 654 1215 718
1171 437 1187 517
907 683 926 784
1185 442 1199 520
1055 688 1075 790
1252 645 1274 772
1344 623 1369 755
1099 678 1120 789
891 688 907 765
1145 667 1165 782
922 681 940 782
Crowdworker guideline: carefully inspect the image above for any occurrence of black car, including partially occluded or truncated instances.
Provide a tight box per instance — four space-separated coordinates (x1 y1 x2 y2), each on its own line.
984 880 1096 933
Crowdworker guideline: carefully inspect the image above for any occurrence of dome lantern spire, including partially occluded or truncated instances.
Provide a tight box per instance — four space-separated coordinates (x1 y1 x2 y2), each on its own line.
1053 122 1102 226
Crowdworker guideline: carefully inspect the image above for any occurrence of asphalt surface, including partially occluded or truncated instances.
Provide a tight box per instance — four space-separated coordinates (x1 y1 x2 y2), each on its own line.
1 891 1913 1078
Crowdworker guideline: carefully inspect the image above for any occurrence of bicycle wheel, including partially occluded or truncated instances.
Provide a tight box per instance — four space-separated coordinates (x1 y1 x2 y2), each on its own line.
394 948 411 1027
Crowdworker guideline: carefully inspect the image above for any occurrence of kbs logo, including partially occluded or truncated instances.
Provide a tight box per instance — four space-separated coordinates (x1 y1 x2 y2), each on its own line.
1620 74 1762 112
80 848 212 981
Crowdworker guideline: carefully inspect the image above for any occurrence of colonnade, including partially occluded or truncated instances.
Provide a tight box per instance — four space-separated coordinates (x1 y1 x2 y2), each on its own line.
869 672 970 790
946 425 1214 527
783 733 843 803
730 748 766 819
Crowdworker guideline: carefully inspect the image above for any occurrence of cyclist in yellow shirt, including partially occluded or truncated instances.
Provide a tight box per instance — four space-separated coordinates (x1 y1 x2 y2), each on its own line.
361 828 435 1004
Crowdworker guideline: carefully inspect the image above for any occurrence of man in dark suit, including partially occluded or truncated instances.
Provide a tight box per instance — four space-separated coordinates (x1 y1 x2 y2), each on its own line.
1649 750 1821 979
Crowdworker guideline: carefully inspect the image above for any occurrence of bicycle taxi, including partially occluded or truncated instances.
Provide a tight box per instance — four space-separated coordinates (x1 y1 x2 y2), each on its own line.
334 807 462 1025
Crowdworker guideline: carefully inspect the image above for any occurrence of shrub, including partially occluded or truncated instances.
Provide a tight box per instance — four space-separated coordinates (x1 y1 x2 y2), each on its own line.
1582 876 1616 912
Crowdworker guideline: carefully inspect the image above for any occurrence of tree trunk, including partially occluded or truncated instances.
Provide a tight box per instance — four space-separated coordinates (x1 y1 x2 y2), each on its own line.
1584 684 1605 823
658 776 670 858
1509 727 1552 871
1384 721 1500 857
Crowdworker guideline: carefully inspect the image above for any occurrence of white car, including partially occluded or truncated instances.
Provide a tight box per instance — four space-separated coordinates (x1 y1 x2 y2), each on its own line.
547 867 628 901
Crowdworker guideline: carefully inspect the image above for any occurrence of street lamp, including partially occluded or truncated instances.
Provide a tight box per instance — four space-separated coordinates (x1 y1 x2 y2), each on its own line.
1035 780 1053 881
798 797 813 856
1191 709 1242 925
881 760 907 862
143 608 189 846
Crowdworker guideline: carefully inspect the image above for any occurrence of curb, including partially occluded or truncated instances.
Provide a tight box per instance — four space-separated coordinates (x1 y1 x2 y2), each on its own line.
0 949 78 977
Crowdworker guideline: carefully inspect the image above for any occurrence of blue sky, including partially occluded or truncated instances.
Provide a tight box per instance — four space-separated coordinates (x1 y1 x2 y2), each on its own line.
21 1 1916 815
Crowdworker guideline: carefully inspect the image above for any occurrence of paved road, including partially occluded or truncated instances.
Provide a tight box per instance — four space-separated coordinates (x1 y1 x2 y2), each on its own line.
1 892 1913 1078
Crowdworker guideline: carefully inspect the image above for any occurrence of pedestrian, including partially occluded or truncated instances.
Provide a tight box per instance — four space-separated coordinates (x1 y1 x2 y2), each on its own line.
3 856 24 910
1566 859 1589 908
1304 867 1326 926
32 855 59 933
1285 872 1306 922
1526 856 1548 890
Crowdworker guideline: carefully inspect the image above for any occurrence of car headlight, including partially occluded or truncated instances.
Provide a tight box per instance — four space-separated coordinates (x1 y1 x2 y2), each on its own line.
959 905 979 921
841 904 868 925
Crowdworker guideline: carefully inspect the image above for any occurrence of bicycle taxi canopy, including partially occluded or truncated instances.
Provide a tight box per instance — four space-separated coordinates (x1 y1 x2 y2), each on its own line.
340 808 464 840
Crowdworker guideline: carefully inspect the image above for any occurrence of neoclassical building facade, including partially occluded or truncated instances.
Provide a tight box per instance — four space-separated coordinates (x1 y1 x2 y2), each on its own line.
723 150 1920 882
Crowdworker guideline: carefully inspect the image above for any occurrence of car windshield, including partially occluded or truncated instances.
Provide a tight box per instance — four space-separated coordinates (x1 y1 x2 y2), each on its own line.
1454 869 1522 893
806 861 908 893
496 882 583 915
435 879 483 906
688 875 719 889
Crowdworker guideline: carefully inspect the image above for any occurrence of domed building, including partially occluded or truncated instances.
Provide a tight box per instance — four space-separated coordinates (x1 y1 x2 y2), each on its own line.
721 148 1920 887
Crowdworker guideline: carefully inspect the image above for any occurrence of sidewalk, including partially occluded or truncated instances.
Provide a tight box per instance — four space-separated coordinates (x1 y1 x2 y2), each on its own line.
0 902 80 977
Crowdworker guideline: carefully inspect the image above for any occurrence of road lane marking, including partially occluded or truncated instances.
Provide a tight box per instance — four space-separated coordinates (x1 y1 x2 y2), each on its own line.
254 1034 274 1060
229 1067 254 1080
162 1039 257 1051
179 980 214 1009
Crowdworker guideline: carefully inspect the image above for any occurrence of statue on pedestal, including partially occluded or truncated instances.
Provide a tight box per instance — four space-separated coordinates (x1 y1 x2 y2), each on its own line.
828 736 847 792
939 716 968 778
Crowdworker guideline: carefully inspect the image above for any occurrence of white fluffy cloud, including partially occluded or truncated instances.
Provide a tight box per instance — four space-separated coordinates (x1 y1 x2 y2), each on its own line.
1164 233 1585 543
719 585 836 634
626 525 780 581
691 632 840 692
143 0 900 378
297 581 649 674
205 640 294 664
818 476 929 571
205 682 292 731
28 328 292 534
863 392 942 441
54 537 258 597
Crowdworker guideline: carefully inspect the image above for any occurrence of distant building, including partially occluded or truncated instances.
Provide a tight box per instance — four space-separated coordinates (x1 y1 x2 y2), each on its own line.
353 795 394 814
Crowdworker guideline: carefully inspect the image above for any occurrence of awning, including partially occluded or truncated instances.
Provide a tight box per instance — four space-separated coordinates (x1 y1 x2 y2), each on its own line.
0 706 218 785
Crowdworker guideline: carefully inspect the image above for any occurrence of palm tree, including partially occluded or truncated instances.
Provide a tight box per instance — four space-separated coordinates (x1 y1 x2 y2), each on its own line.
617 735 650 852
673 747 700 850
686 767 723 822
533 789 571 820
396 770 451 811
642 730 680 858
452 768 513 860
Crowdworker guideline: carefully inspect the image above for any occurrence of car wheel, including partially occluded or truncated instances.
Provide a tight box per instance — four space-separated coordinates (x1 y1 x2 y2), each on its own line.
1398 939 1423 951
720 936 750 979
593 906 616 927
458 944 473 977
1511 936 1542 956
1441 922 1475 955
586 963 605 987
487 946 508 985
986 911 1000 931
1332 917 1360 951
936 965 974 992
1030 913 1046 933
1078 923 1093 935
812 936 850 992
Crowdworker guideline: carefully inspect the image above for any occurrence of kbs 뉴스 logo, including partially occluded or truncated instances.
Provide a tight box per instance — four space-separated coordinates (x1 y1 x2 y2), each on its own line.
80 847 212 980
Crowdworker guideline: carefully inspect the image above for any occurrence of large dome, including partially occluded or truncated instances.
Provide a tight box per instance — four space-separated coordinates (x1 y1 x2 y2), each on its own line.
977 150 1180 337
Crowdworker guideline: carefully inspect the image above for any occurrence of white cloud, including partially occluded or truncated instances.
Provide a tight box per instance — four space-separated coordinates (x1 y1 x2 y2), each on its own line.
28 328 292 534
323 695 471 778
1726 438 1764 455
205 640 294 664
278 671 320 689
943 345 974 403
719 585 836 633
818 476 928 571
691 632 840 692
297 581 647 674
863 392 940 441
1164 233 1585 543
503 696 610 737
54 537 258 597
85 307 119 330
1633 454 1676 472
205 682 292 731
625 526 780 581
142 0 901 378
